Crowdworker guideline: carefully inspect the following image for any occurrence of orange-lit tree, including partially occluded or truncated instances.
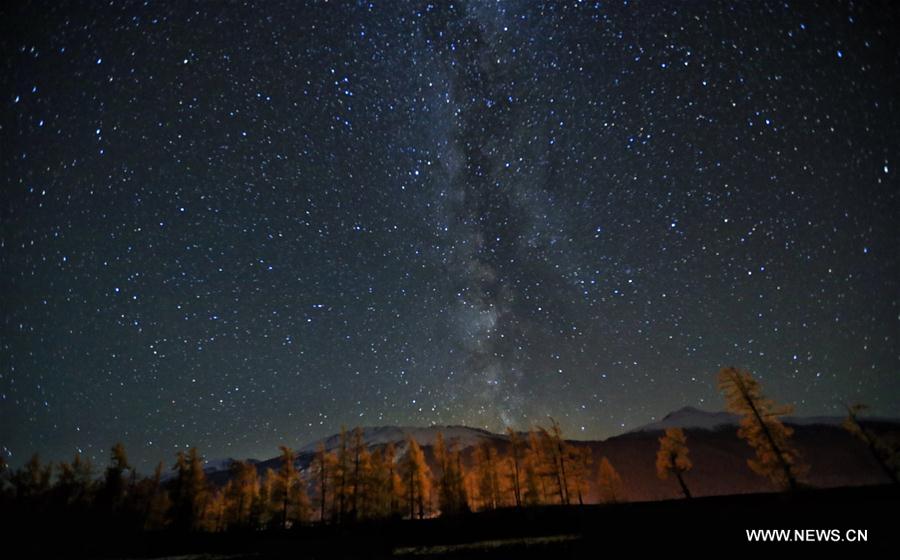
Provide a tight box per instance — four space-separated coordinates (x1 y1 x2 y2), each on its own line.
596 457 623 503
400 436 431 519
718 367 807 491
655 427 693 498
434 432 468 515
505 428 524 507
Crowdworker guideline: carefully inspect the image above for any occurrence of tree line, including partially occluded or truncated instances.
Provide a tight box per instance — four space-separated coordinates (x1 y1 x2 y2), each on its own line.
1 367 897 532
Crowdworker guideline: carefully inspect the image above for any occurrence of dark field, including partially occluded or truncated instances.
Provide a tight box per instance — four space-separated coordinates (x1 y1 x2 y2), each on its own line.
7 484 896 558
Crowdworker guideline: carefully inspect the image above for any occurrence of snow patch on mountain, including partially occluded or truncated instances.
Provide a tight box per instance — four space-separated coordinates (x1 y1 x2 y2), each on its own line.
297 425 502 454
629 407 739 433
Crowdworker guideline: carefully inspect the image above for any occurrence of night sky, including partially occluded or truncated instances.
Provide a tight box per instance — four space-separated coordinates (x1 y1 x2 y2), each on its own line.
2 1 898 470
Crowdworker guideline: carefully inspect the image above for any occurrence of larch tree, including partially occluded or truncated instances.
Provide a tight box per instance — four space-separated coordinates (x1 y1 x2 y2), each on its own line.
366 447 389 518
453 447 470 512
655 427 693 499
718 367 807 491
170 451 189 530
522 454 542 506
565 446 593 506
101 442 131 515
550 419 571 505
274 446 299 529
525 430 546 505
843 403 899 484
434 432 467 516
596 457 623 504
56 453 94 509
0 455 8 496
225 460 259 529
171 448 207 531
400 436 431 519
335 427 351 522
143 462 171 530
505 428 524 507
255 468 276 528
11 454 53 514
282 463 311 527
183 448 210 531
294 471 312 525
383 442 403 517
349 427 372 520
206 488 228 532
366 442 403 518
312 442 336 523
433 432 450 512
539 420 570 505
473 441 502 510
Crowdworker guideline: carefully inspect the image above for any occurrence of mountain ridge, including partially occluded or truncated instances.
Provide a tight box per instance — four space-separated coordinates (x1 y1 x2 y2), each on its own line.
203 407 898 470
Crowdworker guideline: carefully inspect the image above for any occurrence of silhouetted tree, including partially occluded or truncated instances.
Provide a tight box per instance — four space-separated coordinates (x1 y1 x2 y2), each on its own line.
656 427 693 498
349 428 372 520
225 460 259 529
13 453 53 503
843 403 900 484
142 461 170 530
273 446 308 528
312 442 336 522
0 455 9 495
98 442 131 514
718 367 807 491
171 448 209 531
384 442 403 517
334 427 351 522
55 453 94 510
276 447 297 528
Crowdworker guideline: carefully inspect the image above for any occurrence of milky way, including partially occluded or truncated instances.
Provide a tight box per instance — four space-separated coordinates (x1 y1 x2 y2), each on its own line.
2 1 898 469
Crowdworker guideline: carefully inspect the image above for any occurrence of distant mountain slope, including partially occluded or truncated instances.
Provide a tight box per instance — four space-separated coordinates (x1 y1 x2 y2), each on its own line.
203 410 900 501
627 405 865 433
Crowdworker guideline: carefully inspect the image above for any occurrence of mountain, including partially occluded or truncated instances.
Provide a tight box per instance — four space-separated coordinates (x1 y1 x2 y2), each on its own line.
202 411 900 501
202 425 506 486
628 406 740 432
627 406 858 433
601 408 898 500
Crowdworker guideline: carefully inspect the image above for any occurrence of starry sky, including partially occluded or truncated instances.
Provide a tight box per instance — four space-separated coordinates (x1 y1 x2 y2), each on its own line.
2 1 898 470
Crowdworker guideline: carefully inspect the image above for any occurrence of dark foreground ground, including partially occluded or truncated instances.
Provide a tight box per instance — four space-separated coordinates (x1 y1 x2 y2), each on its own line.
8 485 898 558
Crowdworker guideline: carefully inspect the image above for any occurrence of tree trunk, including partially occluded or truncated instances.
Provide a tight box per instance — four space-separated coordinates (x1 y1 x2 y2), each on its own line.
860 425 900 484
675 471 692 499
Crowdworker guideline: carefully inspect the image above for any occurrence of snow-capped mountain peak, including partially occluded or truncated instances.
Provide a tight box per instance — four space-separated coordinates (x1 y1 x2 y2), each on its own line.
628 406 863 433
629 406 740 433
